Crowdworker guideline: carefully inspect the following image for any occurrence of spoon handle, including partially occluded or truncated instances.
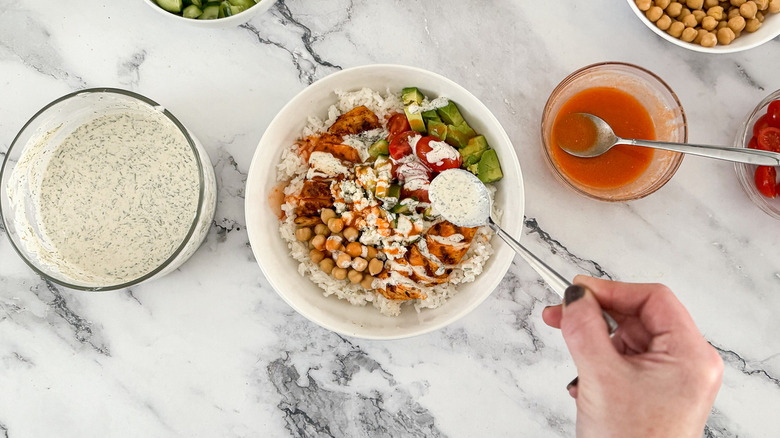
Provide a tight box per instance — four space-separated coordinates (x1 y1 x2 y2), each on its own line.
624 138 780 166
487 217 618 334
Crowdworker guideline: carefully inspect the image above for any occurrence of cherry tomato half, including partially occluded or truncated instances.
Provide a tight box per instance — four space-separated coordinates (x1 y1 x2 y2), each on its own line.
389 131 416 160
402 188 430 203
387 113 411 141
414 136 462 173
753 114 772 137
767 100 780 127
755 165 777 198
757 126 780 153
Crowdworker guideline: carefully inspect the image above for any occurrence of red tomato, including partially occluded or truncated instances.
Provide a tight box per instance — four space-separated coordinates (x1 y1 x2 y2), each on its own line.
747 136 761 150
757 126 780 153
753 114 772 137
414 136 462 173
389 131 416 160
755 166 777 198
402 188 430 203
767 100 780 127
386 113 411 140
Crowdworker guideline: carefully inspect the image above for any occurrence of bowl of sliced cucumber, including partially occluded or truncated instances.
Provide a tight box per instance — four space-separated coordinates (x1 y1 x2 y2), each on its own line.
144 0 277 27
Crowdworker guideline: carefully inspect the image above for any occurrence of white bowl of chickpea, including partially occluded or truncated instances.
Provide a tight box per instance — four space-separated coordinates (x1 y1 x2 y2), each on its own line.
628 0 780 53
244 64 524 339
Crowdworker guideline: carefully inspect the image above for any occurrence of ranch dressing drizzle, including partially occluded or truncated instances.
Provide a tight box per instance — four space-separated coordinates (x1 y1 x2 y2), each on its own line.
22 109 200 284
429 169 491 228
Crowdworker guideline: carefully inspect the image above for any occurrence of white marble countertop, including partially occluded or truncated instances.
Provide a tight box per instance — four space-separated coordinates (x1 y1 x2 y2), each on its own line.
1 1 779 436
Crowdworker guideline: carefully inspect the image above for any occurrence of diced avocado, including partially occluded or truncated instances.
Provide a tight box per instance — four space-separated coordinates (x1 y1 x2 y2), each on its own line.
436 101 465 126
460 135 490 166
477 149 503 183
404 107 426 133
466 163 479 176
427 120 447 141
368 139 389 158
402 87 425 105
445 122 477 148
421 110 441 124
386 184 402 201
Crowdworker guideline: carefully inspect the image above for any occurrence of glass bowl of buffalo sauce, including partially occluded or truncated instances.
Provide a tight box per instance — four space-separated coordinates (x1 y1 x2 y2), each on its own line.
541 62 687 202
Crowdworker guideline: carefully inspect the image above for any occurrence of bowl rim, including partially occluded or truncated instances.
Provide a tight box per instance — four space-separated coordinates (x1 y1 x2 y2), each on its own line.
625 0 780 54
0 87 208 291
142 0 278 26
244 63 524 339
733 89 780 220
540 61 687 202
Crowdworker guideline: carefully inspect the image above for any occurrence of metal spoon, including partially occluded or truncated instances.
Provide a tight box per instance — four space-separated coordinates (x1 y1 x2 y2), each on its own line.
428 169 618 334
557 113 780 166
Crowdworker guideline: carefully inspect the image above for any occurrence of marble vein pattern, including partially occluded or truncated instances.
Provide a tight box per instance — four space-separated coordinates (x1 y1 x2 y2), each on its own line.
0 0 779 437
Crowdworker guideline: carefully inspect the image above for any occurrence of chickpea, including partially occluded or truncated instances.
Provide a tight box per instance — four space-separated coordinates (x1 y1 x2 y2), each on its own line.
681 26 699 40
295 227 312 242
701 14 719 28
707 5 725 18
360 275 375 290
336 253 352 269
700 31 718 45
682 12 699 25
717 26 737 43
694 27 710 42
668 20 686 36
681 7 692 15
320 208 337 224
352 257 368 272
692 9 707 21
332 267 347 280
704 0 719 7
657 0 672 8
740 0 758 17
319 258 335 275
368 258 384 276
325 236 343 252
756 10 765 20
311 234 326 251
769 0 780 13
755 0 769 9
745 16 762 30
342 226 359 242
327 217 344 233
347 270 363 284
309 249 325 264
728 7 742 18
688 0 705 9
366 246 378 260
657 14 673 29
646 5 664 21
345 241 363 258
667 1 684 16
636 0 652 11
314 223 330 236
730 0 746 6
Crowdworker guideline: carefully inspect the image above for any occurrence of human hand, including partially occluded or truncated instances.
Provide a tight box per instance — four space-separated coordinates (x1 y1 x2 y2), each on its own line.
542 275 723 438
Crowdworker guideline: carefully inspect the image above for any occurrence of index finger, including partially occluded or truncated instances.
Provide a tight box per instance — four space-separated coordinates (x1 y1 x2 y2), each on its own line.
573 275 698 336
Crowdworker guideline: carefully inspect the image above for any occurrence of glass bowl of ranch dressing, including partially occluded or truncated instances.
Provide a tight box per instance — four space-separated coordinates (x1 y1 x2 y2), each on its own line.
0 88 217 290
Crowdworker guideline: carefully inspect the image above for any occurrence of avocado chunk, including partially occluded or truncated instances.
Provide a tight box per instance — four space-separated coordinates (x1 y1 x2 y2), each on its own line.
427 120 447 141
402 87 425 106
436 101 465 126
460 135 489 166
444 122 477 148
404 107 426 133
421 110 441 124
477 149 503 183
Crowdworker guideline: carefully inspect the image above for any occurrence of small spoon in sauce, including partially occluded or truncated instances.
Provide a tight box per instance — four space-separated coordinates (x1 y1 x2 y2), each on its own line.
557 113 780 166
429 169 618 334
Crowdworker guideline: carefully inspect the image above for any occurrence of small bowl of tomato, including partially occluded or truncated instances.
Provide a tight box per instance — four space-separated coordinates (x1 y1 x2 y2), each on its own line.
734 89 780 220
541 62 687 202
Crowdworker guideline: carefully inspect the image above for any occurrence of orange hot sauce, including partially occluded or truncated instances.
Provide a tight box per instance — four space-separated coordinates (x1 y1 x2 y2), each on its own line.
551 87 656 189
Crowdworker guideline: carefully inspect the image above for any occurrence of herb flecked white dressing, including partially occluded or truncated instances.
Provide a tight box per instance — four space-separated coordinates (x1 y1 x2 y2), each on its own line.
429 169 491 228
10 104 201 285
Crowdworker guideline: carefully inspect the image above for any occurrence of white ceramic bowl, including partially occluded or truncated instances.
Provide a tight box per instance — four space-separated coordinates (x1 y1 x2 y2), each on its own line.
626 0 780 54
143 0 277 28
245 64 524 339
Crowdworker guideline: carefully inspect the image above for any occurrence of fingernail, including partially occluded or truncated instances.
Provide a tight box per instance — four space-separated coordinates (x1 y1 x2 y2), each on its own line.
566 376 579 391
563 285 585 306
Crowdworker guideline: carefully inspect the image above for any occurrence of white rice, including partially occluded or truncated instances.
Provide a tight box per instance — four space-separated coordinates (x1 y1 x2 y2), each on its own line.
276 88 498 316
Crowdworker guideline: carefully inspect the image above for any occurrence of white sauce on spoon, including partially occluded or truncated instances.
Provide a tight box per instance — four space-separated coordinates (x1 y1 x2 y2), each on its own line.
428 169 491 228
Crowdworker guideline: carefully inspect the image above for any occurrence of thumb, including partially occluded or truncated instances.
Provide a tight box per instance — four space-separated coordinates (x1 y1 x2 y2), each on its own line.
560 284 619 371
